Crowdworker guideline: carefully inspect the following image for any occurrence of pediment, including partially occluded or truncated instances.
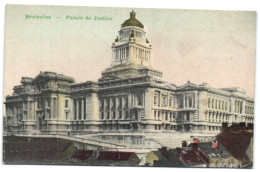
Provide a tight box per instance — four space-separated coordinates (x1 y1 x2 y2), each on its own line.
177 83 199 90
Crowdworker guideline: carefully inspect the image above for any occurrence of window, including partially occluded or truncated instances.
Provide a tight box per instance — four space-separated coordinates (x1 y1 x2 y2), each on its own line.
107 112 110 119
112 98 116 109
106 99 110 110
187 113 190 121
101 112 104 119
154 95 157 105
46 99 50 108
137 94 142 106
165 113 168 120
124 97 128 108
169 98 173 107
119 97 122 108
163 96 167 107
179 98 183 108
101 99 104 108
113 111 116 119
119 111 122 119
188 97 192 108
66 112 69 119
65 99 69 108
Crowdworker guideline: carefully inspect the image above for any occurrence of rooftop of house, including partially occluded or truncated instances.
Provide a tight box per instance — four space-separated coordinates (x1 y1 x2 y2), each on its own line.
182 149 205 166
217 123 253 163
197 141 231 159
71 150 93 161
3 136 75 163
97 151 136 161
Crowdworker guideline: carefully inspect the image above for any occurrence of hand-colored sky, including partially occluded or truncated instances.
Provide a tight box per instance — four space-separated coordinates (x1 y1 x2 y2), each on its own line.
4 5 256 97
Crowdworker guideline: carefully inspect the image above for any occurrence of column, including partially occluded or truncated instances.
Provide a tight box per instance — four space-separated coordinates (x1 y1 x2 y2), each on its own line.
34 100 37 120
183 94 185 108
53 98 57 119
27 100 30 120
76 99 79 120
115 97 119 119
84 98 87 120
81 98 84 120
30 101 34 120
122 97 125 119
142 92 145 106
71 99 74 120
50 98 53 119
129 45 132 61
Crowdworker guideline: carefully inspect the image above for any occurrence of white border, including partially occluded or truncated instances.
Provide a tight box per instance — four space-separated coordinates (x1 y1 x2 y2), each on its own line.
0 1 259 172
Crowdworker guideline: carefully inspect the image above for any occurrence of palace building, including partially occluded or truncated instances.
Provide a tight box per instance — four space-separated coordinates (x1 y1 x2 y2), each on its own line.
4 11 254 135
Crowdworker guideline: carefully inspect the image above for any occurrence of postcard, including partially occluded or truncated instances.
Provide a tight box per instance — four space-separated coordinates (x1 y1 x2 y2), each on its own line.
3 4 255 168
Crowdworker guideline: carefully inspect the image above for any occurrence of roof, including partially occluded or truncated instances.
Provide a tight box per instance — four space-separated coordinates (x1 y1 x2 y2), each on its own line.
198 142 231 159
217 124 253 163
121 11 144 29
97 151 135 161
3 136 73 162
151 149 186 167
71 150 93 161
182 150 205 166
32 71 75 83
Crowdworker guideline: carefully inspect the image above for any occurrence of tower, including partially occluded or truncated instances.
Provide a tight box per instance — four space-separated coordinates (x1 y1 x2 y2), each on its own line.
101 10 162 79
112 10 152 67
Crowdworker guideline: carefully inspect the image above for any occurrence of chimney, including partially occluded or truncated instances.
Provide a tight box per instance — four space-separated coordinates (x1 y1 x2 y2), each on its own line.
222 122 228 131
161 147 167 152
212 140 218 151
182 141 187 147
193 138 199 144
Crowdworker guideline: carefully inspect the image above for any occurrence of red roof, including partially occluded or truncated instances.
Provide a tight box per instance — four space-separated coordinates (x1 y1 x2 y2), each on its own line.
217 125 253 163
97 151 135 161
182 150 204 163
71 150 93 161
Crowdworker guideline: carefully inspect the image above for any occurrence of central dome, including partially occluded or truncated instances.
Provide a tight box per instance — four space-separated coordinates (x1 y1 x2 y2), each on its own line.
121 10 144 29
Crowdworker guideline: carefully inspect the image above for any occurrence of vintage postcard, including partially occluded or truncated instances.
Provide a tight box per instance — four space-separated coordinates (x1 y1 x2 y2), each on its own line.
3 5 255 168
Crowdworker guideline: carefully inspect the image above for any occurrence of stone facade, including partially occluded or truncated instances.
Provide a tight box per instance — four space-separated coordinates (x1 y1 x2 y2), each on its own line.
4 11 254 135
